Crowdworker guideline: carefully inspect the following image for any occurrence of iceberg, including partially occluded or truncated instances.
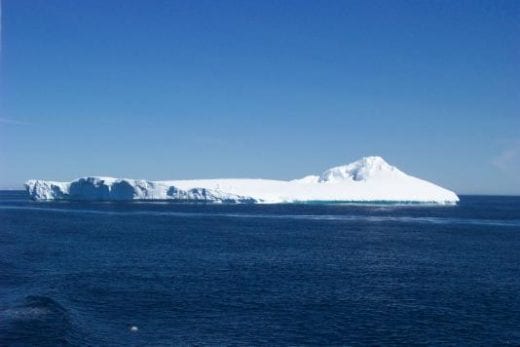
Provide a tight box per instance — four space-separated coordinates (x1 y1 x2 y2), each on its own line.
24 156 459 204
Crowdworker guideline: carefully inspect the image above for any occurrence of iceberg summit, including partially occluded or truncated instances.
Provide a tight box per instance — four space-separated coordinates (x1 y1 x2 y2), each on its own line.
25 156 459 204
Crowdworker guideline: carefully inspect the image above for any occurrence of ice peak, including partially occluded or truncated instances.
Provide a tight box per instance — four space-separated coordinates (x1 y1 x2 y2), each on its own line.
354 156 389 167
319 156 404 182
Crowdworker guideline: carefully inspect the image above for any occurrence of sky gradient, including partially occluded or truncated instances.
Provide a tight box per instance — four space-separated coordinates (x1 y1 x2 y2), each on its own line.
1 0 519 194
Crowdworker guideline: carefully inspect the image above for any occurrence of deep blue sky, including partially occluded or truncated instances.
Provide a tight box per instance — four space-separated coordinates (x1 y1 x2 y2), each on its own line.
1 0 519 194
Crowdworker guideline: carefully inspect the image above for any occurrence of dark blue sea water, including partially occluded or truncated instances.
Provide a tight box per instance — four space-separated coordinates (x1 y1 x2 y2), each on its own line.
1 192 519 346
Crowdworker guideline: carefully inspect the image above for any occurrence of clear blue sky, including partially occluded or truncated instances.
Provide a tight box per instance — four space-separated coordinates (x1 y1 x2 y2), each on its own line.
1 0 519 194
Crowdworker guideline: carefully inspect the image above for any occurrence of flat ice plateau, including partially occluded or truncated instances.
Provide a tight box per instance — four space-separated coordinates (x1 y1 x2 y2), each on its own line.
25 156 459 204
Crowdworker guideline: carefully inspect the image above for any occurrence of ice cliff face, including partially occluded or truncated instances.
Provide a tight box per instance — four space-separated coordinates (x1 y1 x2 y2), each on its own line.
25 156 459 204
25 177 255 203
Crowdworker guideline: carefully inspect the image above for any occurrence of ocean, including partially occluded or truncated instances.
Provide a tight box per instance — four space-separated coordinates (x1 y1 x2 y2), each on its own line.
1 191 519 346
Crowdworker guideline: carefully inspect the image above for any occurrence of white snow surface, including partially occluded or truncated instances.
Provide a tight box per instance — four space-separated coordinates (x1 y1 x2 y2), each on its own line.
25 156 459 204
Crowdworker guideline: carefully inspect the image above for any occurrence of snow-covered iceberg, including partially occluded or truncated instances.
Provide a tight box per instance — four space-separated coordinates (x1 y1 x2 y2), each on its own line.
25 156 459 204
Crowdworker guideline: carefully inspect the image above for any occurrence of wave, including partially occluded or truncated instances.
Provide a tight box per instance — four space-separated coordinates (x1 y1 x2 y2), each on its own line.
1 205 519 227
0 295 87 346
